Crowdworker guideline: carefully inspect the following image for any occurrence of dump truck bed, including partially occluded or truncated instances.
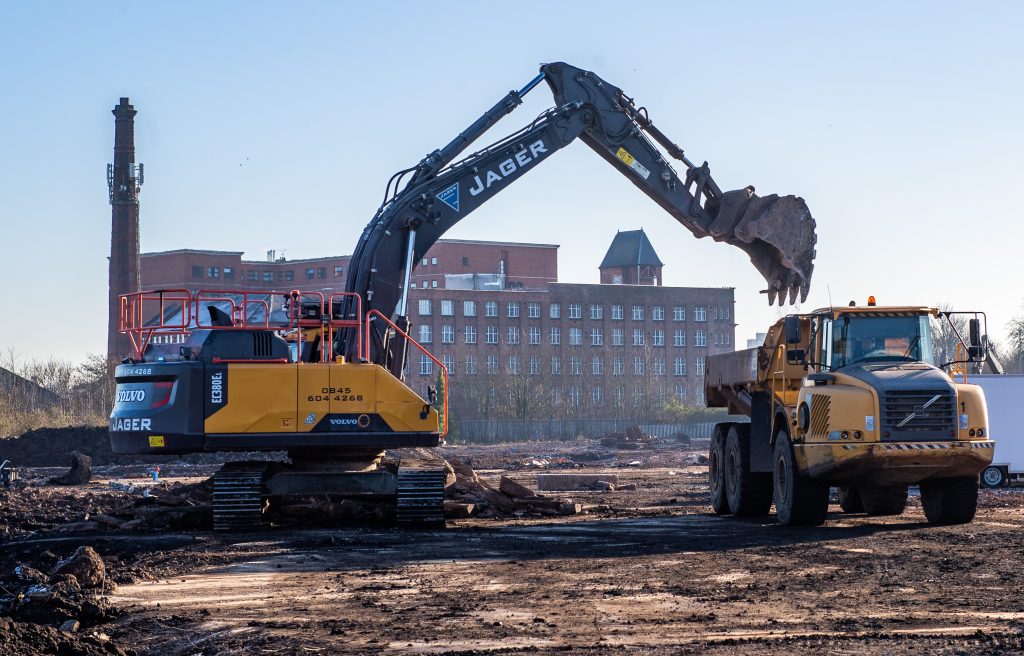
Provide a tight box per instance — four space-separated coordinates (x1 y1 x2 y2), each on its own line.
704 347 760 415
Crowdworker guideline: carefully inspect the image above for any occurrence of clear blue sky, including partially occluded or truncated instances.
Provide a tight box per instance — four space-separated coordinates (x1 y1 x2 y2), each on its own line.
2 2 1022 361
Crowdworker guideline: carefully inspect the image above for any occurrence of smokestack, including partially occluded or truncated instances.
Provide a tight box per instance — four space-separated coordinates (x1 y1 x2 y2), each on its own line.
107 97 143 360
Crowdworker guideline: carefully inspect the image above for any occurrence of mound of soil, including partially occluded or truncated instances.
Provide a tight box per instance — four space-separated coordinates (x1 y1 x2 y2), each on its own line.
0 426 281 467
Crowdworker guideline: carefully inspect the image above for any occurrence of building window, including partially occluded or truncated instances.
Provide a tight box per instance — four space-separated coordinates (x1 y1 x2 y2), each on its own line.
462 256 470 267
612 328 624 346
674 329 686 347
527 302 540 318
485 326 498 344
285 270 294 281
208 266 220 278
695 356 707 376
550 357 561 375
550 303 561 319
694 306 707 322
632 305 643 321
591 328 603 346
613 386 625 405
334 265 344 277
528 326 541 345
486 355 499 374
263 271 273 282
418 325 432 343
529 356 540 375
431 280 438 288
653 357 666 376
508 302 520 318
223 267 235 280
652 305 664 321
633 329 645 346
508 355 520 374
569 386 581 407
673 306 685 321
441 300 454 316
569 356 582 375
611 304 624 320
419 354 432 375
418 299 431 316
633 357 645 375
507 326 520 345
277 271 285 282
464 301 476 317
318 267 326 279
191 266 203 279
441 325 454 344
592 356 603 375
591 386 603 406
422 258 428 266
652 329 665 347
675 384 687 399
550 327 560 345
248 270 259 281
464 325 477 344
485 301 498 317
442 354 454 373
568 303 582 319
724 306 730 320
465 355 477 375
569 328 582 346
695 330 707 347
590 304 603 320
674 357 687 376
431 257 438 265
612 356 624 376
305 268 315 280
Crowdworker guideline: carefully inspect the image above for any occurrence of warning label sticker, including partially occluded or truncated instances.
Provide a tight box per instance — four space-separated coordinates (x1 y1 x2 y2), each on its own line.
615 147 650 180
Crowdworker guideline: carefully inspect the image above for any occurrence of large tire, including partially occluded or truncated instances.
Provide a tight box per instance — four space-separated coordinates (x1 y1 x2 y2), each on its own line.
709 426 730 515
921 476 979 525
981 466 1007 489
859 484 908 516
725 425 773 516
772 429 829 526
838 485 864 513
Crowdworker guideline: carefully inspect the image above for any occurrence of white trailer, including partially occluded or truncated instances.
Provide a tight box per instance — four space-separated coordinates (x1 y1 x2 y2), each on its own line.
972 374 1024 487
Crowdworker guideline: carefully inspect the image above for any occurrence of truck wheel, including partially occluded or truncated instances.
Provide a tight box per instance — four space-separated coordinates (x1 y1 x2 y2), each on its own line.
981 466 1007 489
838 485 864 513
725 425 773 516
709 426 730 515
859 484 908 516
773 429 828 526
921 477 979 525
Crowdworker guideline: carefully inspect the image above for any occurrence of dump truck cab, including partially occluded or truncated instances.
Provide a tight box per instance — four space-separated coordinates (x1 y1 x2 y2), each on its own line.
705 302 995 526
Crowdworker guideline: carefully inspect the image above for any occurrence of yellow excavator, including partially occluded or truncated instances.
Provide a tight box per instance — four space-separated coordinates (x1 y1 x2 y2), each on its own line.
110 62 818 529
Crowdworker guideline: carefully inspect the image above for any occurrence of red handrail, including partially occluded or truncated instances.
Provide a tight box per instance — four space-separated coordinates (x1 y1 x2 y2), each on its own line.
364 309 448 438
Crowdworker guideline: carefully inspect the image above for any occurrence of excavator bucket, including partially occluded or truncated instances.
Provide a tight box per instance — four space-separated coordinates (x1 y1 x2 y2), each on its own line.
707 188 816 305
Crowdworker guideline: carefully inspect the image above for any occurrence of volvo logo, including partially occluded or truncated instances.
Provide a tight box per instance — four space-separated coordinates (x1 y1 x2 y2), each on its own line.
898 394 942 428
116 389 146 403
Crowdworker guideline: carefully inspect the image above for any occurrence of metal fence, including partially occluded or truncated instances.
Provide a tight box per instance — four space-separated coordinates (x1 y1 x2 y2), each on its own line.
447 417 749 444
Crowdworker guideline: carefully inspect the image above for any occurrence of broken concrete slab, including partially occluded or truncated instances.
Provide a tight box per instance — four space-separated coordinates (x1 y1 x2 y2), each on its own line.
536 473 620 491
498 476 539 499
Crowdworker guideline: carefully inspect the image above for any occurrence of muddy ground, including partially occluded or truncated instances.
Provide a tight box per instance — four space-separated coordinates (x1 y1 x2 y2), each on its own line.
2 436 1024 655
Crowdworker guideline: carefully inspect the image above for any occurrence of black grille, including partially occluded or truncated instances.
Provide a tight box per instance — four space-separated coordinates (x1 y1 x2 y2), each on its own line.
252 332 273 358
880 389 956 440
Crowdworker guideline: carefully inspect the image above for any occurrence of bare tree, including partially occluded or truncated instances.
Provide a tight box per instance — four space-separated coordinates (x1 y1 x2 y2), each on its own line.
931 304 969 368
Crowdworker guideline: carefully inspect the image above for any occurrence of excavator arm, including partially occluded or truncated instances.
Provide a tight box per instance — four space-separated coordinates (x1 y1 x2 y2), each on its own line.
339 62 817 375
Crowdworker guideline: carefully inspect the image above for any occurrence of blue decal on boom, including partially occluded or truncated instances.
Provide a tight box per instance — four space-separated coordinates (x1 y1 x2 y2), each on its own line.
437 183 460 212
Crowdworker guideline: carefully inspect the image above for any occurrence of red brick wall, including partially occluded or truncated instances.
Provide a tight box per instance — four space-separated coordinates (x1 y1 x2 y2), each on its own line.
411 241 557 290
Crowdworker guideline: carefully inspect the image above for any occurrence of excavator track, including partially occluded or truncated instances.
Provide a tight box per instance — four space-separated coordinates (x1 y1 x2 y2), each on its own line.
396 465 446 526
212 463 269 531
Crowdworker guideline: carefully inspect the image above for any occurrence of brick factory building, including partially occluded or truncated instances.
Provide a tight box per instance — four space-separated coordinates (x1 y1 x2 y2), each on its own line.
138 232 735 414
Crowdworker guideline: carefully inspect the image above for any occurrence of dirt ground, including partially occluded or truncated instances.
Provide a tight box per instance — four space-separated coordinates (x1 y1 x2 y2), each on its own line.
3 437 1024 655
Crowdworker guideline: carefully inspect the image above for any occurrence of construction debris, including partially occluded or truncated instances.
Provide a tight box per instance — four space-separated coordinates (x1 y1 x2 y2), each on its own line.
600 425 651 450
536 473 621 491
445 461 581 517
48 452 92 486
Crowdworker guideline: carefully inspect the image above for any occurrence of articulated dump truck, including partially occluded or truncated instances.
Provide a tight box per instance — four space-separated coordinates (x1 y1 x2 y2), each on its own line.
704 302 995 526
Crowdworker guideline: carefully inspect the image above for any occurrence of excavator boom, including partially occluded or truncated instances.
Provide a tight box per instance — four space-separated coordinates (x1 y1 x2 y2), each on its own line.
340 61 817 372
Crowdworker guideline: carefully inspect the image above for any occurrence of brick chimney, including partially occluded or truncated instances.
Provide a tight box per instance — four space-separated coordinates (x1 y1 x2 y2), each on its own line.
107 97 142 359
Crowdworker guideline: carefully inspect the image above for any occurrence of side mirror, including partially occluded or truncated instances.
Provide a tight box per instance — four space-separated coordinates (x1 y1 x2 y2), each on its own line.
784 316 802 345
968 318 984 360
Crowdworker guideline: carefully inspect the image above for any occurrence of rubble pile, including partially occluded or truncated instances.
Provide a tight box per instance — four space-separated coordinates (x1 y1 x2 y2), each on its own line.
445 460 581 518
600 425 654 450
0 546 133 656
